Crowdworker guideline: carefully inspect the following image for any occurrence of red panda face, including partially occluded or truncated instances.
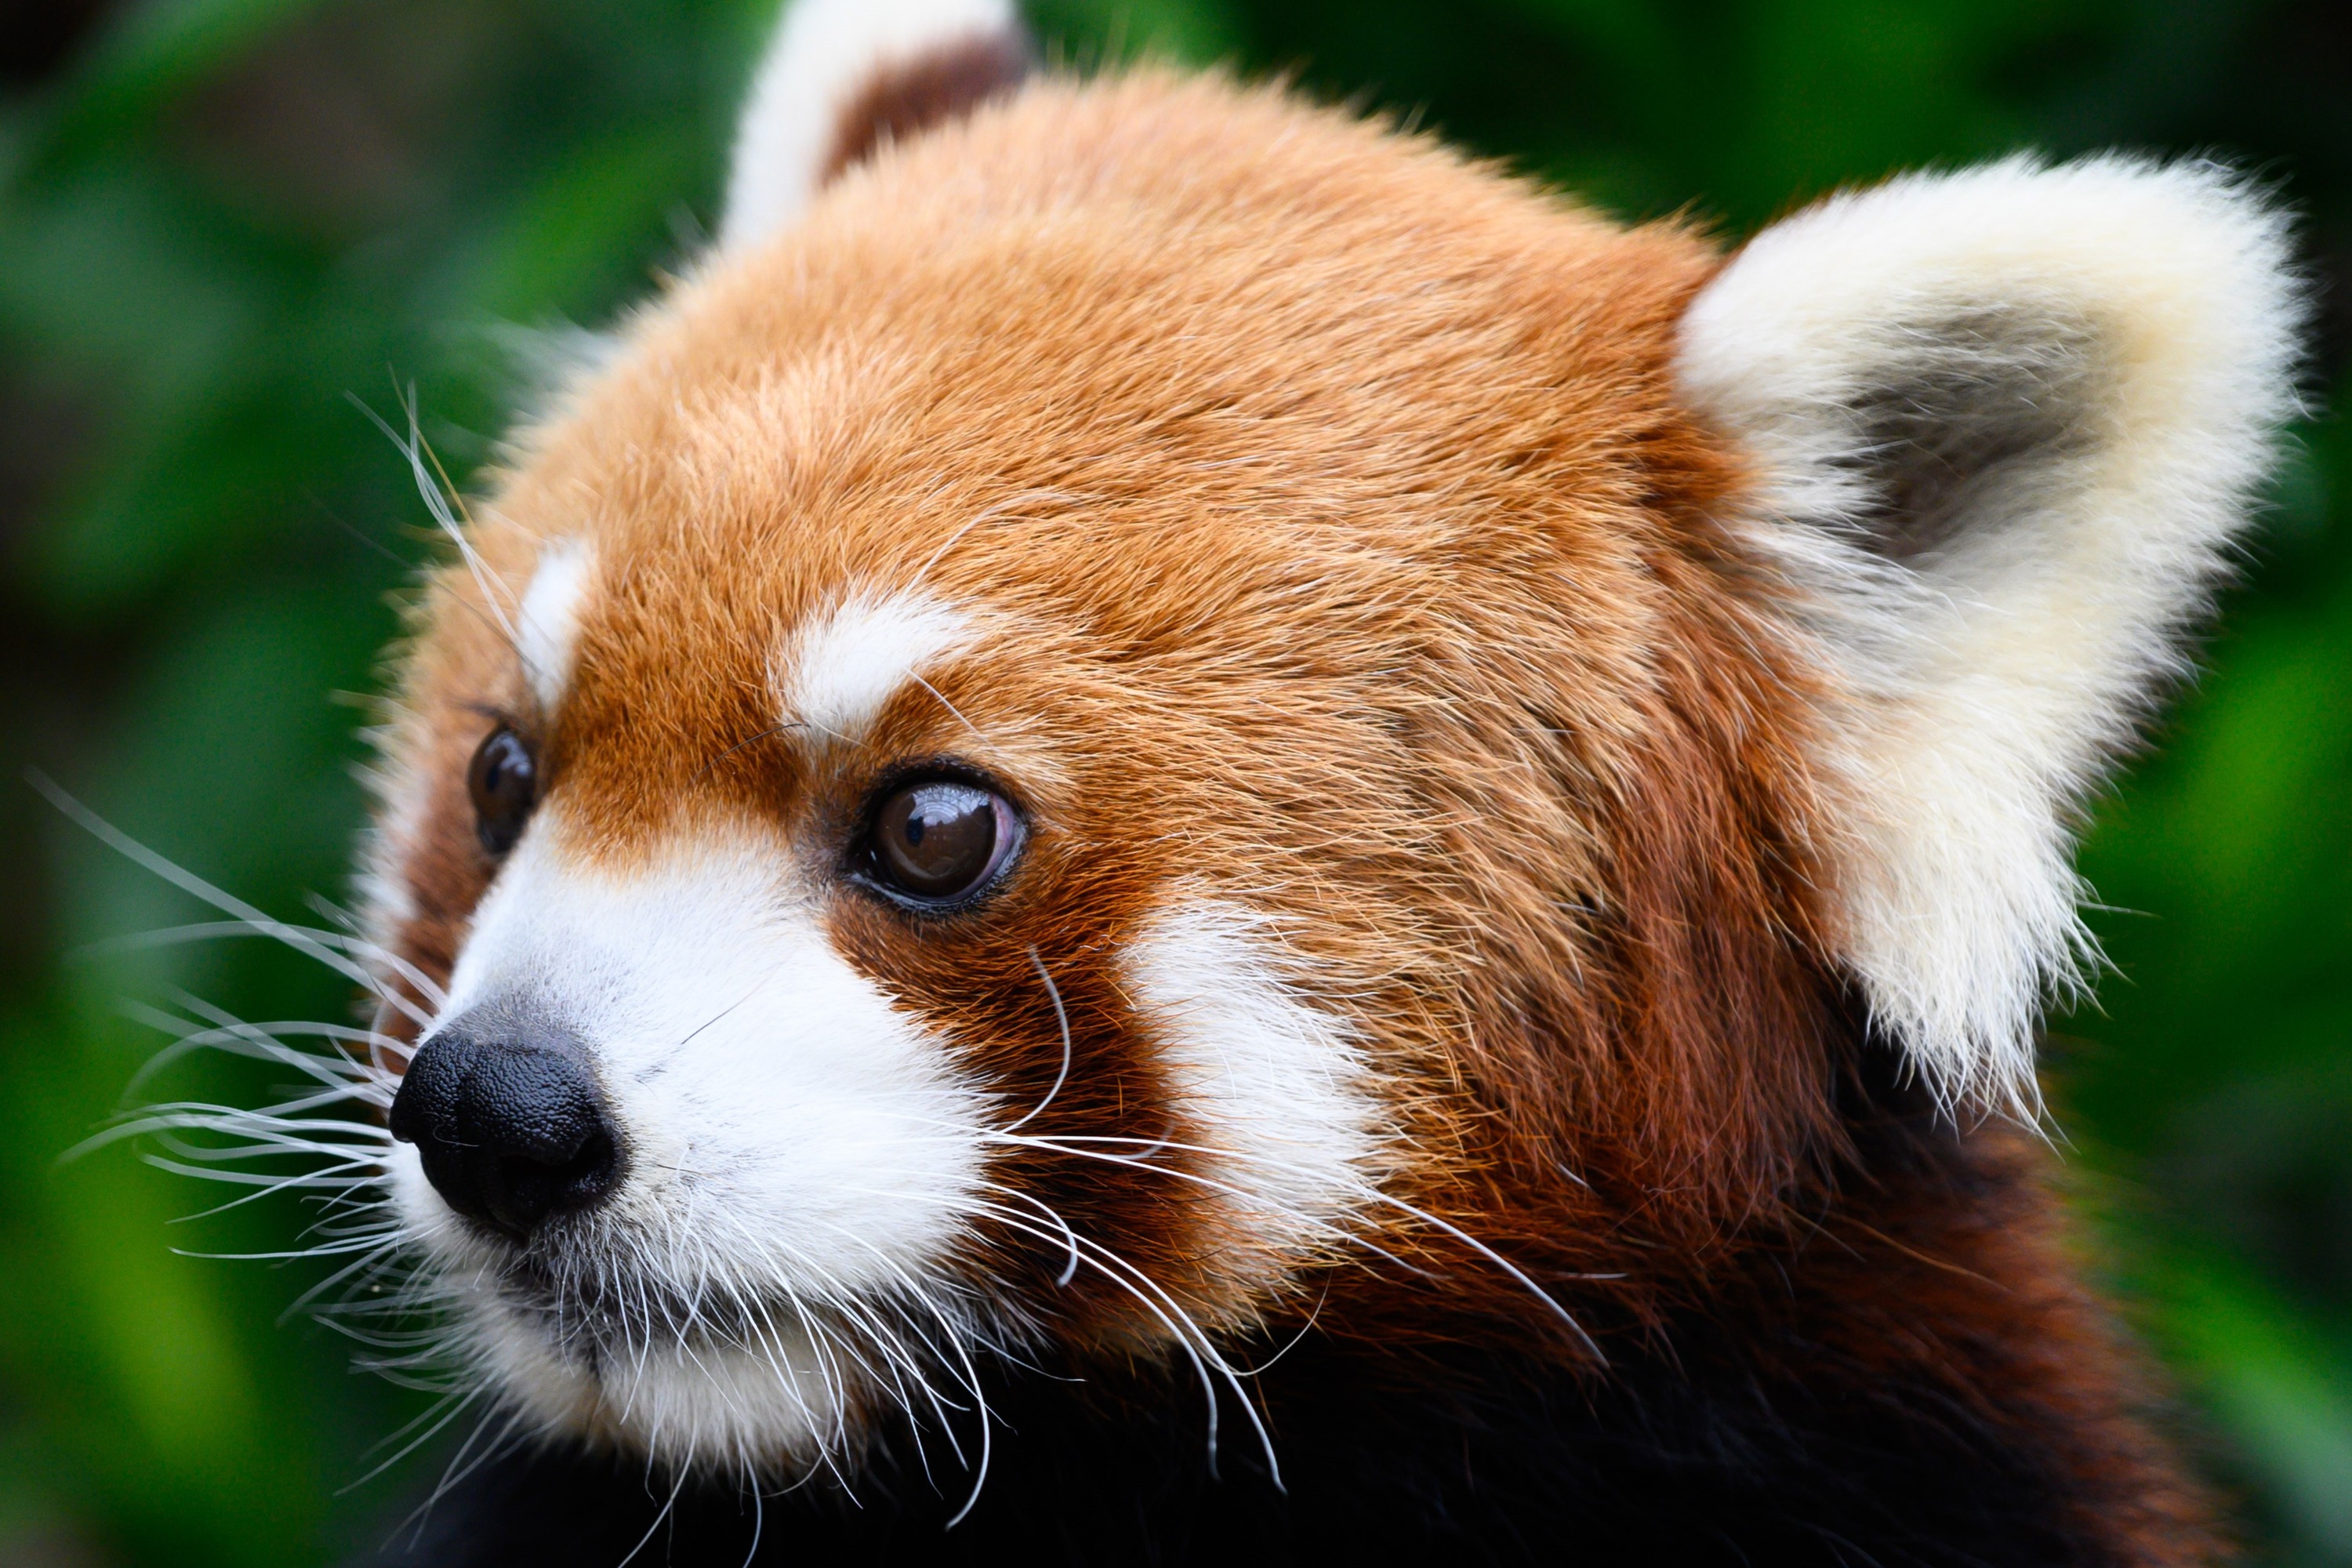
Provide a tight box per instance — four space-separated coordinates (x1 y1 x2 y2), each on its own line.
354 22 2298 1489
364 72 1827 1472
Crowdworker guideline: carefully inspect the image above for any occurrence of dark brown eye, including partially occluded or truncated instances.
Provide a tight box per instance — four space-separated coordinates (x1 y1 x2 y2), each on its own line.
862 779 1019 906
467 726 538 858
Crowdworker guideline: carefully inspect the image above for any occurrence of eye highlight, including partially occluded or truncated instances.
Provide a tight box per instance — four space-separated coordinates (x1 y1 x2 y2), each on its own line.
467 725 539 858
857 777 1022 908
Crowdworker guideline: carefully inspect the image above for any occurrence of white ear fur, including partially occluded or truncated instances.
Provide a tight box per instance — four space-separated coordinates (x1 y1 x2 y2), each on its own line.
720 0 1024 253
1675 155 2303 1112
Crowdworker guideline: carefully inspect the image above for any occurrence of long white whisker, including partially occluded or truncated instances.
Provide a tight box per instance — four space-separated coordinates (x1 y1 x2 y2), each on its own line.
1002 946 1072 1135
115 1000 395 1094
353 1392 481 1527
984 1130 1604 1361
394 1398 520 1522
741 1483 764 1568
891 1110 1417 1279
964 1200 1278 1486
27 772 433 1031
82 920 449 1013
612 1448 691 1568
350 386 521 649
975 1178 1083 1289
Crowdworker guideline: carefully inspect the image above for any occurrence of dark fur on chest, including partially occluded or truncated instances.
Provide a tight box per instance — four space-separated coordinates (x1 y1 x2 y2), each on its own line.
364 1051 2213 1568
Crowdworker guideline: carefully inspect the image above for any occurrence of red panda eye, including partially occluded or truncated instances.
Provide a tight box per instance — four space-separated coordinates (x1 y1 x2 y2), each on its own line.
466 725 538 858
862 779 1018 906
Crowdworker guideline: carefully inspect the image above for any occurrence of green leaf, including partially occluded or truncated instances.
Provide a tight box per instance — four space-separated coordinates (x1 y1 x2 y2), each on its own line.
27 0 341 169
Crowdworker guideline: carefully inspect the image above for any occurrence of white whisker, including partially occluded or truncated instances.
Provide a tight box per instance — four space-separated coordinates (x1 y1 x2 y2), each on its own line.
29 773 434 1031
1003 946 1071 1134
83 920 448 1014
350 385 521 651
981 1130 1602 1362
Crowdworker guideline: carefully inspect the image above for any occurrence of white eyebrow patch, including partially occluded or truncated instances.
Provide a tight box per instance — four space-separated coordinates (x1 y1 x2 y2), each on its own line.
516 536 596 713
779 588 975 740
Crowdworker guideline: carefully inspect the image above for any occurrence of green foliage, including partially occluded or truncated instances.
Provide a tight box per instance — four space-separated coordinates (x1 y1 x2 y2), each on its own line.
0 1 2343 1562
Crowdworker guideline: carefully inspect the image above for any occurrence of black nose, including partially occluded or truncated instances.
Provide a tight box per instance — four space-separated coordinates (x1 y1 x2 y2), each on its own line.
390 1022 623 1239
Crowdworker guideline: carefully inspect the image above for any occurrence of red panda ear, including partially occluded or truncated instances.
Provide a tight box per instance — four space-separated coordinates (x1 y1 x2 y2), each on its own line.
719 0 1033 253
1675 156 2304 1115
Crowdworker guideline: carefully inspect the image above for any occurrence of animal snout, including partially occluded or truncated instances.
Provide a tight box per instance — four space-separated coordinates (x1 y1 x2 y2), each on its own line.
390 1018 623 1239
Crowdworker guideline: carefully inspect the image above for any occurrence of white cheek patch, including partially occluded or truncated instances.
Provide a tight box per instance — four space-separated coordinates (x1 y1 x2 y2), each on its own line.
1125 902 1383 1287
778 587 975 742
516 537 596 714
404 812 989 1462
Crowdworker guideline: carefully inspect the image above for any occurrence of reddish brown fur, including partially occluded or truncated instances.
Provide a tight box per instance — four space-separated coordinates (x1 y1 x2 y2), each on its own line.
818 30 1031 189
366 68 2220 1559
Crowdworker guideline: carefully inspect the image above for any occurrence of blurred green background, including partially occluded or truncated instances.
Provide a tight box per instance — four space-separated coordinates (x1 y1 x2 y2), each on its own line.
0 0 2345 1562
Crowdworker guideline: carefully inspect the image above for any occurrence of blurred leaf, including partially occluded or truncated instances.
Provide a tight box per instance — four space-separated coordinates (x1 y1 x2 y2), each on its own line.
458 127 710 321
0 1000 325 1566
2144 1235 2352 1558
34 0 339 158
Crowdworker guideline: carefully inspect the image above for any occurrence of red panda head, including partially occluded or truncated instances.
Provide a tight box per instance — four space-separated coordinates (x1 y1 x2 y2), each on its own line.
357 0 2300 1482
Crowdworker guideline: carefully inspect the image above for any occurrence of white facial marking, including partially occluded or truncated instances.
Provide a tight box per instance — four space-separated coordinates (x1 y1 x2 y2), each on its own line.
1126 902 1381 1287
354 746 428 939
459 1283 855 1474
779 588 975 742
517 537 597 714
404 811 989 1461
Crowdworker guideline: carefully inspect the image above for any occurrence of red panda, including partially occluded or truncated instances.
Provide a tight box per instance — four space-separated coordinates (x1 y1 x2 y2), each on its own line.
291 0 2303 1560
